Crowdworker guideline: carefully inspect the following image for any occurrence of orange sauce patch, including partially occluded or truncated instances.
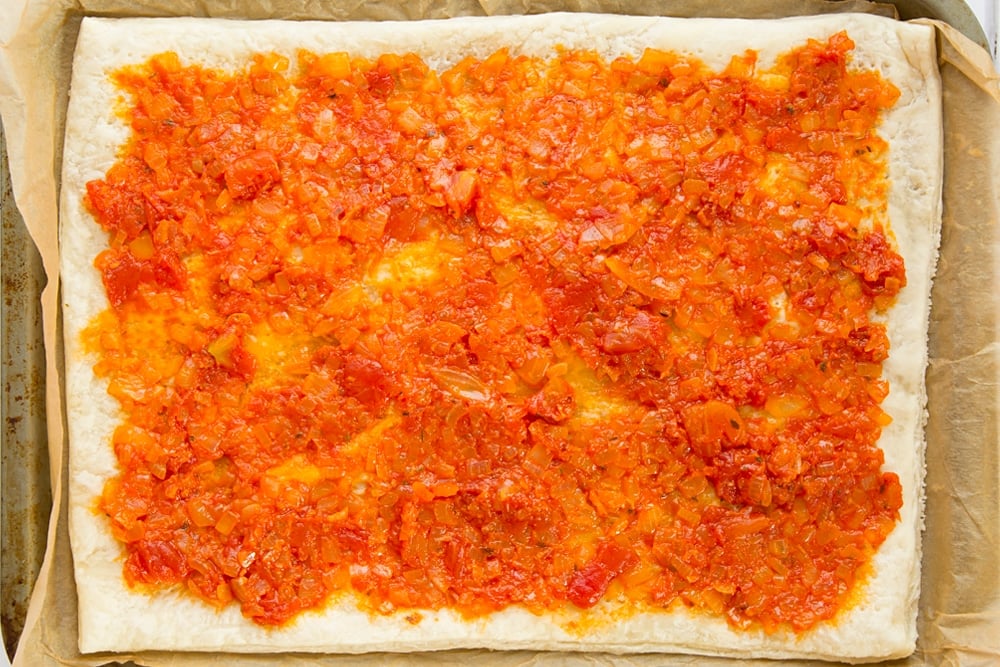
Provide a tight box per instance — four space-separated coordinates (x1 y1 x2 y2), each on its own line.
84 34 904 631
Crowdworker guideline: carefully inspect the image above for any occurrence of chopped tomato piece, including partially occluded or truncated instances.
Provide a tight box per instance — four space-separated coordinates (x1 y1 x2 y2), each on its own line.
224 150 280 199
567 542 640 608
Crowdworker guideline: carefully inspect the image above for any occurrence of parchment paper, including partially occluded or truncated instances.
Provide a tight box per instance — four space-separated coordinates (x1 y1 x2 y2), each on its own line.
0 0 997 665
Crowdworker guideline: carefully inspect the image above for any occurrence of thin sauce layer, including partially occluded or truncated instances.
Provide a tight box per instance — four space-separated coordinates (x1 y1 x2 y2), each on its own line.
84 33 905 631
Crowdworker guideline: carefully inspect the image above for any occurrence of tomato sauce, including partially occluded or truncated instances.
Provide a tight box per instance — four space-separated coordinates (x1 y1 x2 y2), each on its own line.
84 33 905 632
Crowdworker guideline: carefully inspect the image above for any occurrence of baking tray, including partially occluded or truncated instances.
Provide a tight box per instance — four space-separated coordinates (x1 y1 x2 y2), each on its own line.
0 0 994 662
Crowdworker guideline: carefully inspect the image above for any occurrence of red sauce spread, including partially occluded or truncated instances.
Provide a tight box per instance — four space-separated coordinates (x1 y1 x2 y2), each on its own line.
84 33 905 632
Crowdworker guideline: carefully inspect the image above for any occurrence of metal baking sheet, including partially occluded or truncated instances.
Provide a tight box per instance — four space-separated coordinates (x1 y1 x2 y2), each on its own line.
894 0 989 47
0 0 993 661
1 119 52 660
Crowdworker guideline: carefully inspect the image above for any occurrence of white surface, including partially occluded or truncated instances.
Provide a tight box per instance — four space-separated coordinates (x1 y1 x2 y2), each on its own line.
967 0 999 63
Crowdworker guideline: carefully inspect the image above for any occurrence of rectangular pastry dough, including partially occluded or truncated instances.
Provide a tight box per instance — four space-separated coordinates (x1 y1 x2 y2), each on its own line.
60 12 942 662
